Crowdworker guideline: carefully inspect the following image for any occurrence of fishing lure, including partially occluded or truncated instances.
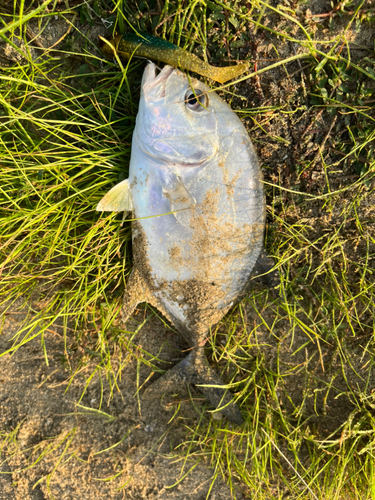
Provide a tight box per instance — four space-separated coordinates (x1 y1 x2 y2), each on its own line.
100 32 249 84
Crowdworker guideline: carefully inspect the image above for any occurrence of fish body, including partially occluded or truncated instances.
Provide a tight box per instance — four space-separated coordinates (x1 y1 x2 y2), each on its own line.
100 32 249 84
98 63 271 424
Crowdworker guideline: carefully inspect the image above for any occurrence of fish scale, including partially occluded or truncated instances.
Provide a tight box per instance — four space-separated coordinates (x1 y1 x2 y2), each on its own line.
97 62 277 424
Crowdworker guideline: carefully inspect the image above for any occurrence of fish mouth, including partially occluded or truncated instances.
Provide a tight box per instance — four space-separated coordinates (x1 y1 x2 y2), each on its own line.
142 63 174 97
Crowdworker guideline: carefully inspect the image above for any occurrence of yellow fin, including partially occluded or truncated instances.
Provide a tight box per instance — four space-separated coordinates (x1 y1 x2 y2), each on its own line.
96 178 133 213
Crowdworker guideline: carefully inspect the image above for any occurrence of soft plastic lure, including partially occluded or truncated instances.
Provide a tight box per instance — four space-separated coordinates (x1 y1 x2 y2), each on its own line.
100 32 249 84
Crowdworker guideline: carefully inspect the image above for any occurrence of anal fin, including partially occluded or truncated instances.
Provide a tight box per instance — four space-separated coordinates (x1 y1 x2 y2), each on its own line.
121 268 153 323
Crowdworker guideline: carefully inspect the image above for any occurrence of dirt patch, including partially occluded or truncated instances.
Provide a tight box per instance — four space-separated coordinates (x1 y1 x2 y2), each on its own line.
0 297 243 499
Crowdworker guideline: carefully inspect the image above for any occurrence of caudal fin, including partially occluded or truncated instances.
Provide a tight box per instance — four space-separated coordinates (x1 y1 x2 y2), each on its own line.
143 350 244 425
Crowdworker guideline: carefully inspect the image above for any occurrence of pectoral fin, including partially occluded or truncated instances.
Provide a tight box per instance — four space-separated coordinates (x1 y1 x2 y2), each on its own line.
162 173 204 229
96 178 133 214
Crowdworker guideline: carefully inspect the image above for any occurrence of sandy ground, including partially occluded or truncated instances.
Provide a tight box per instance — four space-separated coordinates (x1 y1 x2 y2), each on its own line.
0 296 243 499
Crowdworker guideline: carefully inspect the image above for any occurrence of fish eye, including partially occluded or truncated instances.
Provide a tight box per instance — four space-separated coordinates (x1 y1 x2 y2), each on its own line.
185 89 208 112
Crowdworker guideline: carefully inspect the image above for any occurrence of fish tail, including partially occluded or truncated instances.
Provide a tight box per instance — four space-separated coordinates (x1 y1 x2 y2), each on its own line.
143 349 244 424
208 62 249 84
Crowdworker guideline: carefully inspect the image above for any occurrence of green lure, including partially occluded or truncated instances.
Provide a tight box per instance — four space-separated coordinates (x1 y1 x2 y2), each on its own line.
100 32 249 84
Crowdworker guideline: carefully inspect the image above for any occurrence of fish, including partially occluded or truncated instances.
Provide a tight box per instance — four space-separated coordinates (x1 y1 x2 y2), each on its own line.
99 32 249 84
97 62 276 424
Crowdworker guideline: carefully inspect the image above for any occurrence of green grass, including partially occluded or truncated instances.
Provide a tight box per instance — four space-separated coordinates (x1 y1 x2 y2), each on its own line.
1 0 375 498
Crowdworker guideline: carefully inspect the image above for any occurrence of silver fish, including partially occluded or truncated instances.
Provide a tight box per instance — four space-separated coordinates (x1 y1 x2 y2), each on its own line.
97 62 275 424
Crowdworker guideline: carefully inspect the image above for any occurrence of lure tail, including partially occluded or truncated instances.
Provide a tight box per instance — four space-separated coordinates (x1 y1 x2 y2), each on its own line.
143 349 244 425
206 62 249 84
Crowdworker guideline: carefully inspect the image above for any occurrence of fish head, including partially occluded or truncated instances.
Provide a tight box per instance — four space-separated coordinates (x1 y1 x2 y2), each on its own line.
136 62 219 166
